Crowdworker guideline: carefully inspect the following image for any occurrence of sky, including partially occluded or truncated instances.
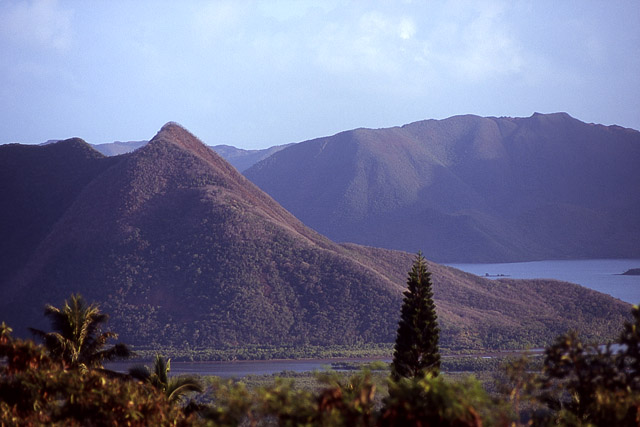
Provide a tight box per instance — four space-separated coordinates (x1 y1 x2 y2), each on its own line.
1 0 639 149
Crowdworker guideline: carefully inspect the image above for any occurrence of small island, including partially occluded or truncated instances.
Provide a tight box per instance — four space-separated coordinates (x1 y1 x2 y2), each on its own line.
621 268 640 276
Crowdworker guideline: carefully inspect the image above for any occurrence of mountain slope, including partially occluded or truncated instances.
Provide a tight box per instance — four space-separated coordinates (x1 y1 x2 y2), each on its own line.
0 123 630 351
0 140 116 280
245 113 640 262
211 143 293 172
2 123 405 348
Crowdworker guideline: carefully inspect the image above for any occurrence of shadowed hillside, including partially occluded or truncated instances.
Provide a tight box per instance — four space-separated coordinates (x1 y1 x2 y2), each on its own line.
0 123 630 351
245 113 640 262
0 140 117 280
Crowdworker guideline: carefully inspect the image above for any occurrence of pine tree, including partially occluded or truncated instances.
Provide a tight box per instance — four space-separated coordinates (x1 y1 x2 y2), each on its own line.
391 252 440 381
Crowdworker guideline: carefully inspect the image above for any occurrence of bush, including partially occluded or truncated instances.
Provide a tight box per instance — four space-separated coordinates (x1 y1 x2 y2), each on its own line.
0 331 193 426
380 373 509 426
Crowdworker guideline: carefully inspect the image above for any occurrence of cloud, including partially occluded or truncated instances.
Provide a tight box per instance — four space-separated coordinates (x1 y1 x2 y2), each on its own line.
192 1 246 46
451 4 523 79
411 1 523 83
313 11 419 77
398 18 416 40
0 0 73 51
307 0 526 99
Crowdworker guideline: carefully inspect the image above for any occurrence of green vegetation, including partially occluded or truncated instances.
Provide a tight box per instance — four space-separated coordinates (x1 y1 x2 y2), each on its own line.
2 292 640 425
2 124 639 423
391 252 440 380
0 327 193 425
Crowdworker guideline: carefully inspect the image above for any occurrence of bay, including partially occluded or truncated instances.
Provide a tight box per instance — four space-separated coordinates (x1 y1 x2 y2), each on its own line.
446 259 640 304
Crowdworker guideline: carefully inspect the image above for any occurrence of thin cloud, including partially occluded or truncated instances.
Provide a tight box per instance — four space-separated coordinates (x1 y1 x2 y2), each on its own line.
192 1 246 46
313 11 421 76
421 2 524 81
0 0 73 51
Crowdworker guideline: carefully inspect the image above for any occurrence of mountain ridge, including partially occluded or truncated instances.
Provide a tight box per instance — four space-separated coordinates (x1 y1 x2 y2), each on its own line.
245 113 640 263
0 121 631 352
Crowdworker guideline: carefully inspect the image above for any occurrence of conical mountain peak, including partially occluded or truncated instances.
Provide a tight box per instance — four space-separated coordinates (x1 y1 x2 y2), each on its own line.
150 121 209 154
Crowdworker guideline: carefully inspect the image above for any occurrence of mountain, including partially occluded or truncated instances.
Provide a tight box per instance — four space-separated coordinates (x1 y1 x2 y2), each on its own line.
211 144 293 172
0 123 630 351
92 140 148 156
244 113 640 263
0 140 118 282
87 140 287 172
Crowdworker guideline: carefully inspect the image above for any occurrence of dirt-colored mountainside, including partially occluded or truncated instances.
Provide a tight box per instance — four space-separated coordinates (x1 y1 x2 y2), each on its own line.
245 113 640 263
0 122 630 350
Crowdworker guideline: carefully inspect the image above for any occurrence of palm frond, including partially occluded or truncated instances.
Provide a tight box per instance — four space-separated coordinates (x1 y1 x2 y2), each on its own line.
128 365 151 382
166 377 204 403
153 355 170 386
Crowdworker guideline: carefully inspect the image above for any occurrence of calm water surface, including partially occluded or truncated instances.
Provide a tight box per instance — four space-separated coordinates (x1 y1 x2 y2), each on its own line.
446 259 640 304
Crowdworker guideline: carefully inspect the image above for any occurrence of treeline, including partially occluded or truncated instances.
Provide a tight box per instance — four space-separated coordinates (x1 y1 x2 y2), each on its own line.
133 343 394 362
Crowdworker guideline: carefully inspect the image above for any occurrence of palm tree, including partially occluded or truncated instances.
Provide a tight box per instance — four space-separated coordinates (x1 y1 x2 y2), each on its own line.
30 293 131 371
0 322 12 345
129 355 203 404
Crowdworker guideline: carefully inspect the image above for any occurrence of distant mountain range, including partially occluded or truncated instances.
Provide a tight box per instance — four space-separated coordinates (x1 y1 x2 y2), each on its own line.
245 113 640 263
0 122 630 351
92 140 148 156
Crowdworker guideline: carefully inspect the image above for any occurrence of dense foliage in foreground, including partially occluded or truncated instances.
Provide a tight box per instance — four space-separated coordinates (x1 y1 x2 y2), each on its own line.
2 303 640 425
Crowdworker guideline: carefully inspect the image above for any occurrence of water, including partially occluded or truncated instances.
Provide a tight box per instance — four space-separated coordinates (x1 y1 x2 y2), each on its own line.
446 259 640 304
106 358 387 378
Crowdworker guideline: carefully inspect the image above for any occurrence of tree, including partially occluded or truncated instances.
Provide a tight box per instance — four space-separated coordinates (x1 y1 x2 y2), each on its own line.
128 355 203 404
30 294 131 371
617 304 640 390
391 252 440 381
531 305 640 425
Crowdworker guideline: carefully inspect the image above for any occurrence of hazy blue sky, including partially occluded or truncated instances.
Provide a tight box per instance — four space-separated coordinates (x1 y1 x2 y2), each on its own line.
1 1 639 149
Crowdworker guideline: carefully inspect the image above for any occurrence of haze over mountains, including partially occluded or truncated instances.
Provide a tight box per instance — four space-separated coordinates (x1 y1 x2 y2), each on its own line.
245 113 640 263
0 122 630 351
